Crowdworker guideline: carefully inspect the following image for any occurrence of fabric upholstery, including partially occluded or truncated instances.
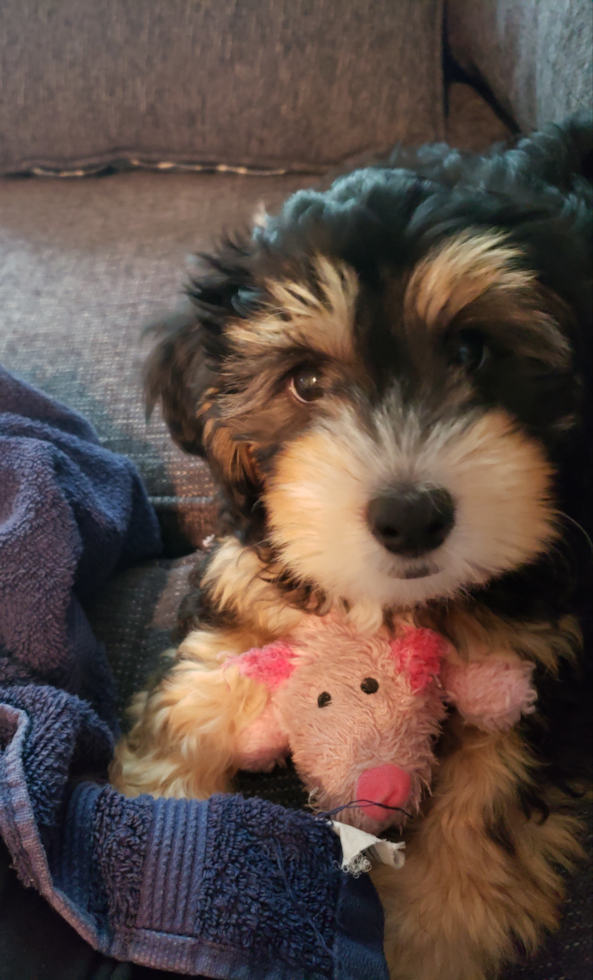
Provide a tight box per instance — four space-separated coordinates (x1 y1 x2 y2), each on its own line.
0 94 511 555
0 0 445 175
445 81 513 151
0 170 315 551
448 0 593 132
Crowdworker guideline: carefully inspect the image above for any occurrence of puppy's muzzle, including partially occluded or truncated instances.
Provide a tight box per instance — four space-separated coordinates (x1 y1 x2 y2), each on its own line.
367 484 455 558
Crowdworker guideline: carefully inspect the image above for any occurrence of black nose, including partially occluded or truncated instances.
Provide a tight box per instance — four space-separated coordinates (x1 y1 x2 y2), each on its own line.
367 485 455 557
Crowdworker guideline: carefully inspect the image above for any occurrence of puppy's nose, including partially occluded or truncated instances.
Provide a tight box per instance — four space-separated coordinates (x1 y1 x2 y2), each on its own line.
367 484 455 557
356 764 411 822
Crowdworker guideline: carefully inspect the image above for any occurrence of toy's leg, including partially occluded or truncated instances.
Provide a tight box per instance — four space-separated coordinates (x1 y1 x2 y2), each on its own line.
374 717 583 980
111 626 268 798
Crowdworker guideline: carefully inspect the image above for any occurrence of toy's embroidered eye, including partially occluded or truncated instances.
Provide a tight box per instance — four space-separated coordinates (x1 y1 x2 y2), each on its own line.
317 691 332 707
360 677 379 694
449 329 489 373
289 364 325 403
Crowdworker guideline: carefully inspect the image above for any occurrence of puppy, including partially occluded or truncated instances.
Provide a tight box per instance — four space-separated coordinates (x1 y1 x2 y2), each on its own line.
113 114 592 980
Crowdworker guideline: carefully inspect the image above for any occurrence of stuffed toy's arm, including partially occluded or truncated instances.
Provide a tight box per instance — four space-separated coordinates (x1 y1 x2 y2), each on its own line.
231 640 295 772
234 702 290 771
441 657 538 732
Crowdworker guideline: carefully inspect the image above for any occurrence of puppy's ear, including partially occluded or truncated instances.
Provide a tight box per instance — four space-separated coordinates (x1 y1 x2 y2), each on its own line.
144 302 220 456
144 237 268 528
143 235 257 459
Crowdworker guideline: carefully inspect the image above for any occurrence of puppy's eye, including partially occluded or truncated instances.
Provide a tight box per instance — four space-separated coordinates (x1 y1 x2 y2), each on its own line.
231 288 261 317
289 365 325 403
317 691 332 707
360 677 379 694
450 329 489 373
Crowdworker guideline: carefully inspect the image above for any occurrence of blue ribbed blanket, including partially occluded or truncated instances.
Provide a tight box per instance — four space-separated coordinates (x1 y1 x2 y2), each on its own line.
0 366 388 979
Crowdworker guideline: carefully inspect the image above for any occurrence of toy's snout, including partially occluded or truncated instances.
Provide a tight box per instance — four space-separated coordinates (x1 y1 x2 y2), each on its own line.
356 764 411 823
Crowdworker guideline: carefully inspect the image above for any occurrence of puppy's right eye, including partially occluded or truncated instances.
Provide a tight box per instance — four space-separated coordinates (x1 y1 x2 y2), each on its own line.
289 365 325 403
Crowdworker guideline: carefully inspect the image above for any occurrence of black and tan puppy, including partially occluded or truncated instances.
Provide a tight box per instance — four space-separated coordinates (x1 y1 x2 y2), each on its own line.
113 114 592 980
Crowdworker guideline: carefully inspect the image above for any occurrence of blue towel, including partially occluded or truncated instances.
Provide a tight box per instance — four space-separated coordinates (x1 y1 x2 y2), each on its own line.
0 366 389 980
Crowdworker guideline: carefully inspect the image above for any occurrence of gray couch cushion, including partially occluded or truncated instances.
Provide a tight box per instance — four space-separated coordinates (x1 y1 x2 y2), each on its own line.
448 0 593 132
445 81 512 151
0 0 444 175
0 170 313 549
0 77 512 553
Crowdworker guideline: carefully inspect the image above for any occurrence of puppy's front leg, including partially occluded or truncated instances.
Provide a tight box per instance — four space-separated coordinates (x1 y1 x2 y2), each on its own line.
112 536 308 800
375 609 585 980
375 715 582 980
111 626 268 799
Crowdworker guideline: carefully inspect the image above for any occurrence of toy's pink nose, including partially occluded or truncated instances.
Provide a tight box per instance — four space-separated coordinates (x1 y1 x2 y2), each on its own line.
356 765 411 822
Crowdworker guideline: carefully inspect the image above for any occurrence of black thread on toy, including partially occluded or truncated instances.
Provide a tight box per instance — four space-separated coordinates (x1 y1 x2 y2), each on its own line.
318 799 412 821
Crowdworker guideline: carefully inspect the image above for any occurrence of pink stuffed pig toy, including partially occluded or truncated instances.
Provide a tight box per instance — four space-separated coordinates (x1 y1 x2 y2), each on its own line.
227 616 537 834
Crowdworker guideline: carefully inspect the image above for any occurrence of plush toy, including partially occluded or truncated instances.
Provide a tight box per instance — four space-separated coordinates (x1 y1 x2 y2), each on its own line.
220 615 538 834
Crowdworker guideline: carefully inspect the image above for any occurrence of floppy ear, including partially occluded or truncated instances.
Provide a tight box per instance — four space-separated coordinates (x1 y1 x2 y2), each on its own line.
143 302 220 456
143 234 260 468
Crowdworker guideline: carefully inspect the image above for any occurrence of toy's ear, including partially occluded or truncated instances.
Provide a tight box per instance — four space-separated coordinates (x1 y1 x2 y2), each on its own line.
234 641 297 691
390 627 447 693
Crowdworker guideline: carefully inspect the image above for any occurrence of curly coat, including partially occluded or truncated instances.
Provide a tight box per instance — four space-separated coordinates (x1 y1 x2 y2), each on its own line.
113 113 592 980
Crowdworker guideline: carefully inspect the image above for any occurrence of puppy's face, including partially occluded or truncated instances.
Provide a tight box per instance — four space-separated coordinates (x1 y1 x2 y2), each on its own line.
147 166 589 616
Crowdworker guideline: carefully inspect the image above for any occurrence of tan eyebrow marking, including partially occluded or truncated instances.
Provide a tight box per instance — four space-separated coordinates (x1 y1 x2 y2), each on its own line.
405 231 535 329
404 230 572 367
227 255 359 363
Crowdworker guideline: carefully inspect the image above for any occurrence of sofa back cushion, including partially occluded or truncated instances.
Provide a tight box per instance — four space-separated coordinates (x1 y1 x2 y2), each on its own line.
0 0 444 175
448 0 593 133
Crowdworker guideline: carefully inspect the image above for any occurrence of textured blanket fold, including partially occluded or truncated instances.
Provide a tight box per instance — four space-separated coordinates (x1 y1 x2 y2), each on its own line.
0 366 389 979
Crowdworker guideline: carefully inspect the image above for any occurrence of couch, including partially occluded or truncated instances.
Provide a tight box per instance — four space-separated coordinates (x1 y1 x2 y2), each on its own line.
0 1 591 977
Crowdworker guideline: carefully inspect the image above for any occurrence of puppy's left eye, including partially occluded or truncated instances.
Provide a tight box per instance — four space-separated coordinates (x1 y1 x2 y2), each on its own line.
289 364 325 403
361 677 379 694
449 329 489 373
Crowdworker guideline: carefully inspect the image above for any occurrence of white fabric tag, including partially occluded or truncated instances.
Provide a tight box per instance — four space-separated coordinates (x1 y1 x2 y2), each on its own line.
331 821 405 876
